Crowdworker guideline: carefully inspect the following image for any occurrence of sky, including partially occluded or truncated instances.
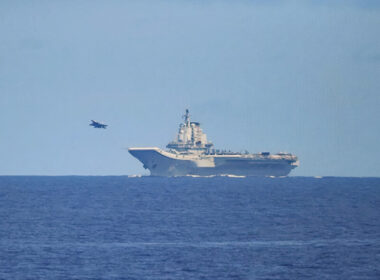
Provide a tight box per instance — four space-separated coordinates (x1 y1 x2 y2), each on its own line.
0 0 379 176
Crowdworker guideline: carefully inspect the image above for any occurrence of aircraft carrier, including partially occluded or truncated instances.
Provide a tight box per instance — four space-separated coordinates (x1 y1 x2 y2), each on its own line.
129 110 299 177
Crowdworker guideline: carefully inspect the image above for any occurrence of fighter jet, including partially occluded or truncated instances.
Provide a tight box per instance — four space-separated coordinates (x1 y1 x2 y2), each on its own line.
89 120 108 129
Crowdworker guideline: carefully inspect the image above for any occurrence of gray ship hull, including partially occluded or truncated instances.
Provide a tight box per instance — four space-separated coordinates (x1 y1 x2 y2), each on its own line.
129 148 297 177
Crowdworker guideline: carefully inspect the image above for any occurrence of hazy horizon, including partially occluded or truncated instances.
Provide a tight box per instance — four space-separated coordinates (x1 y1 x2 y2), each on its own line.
1 1 379 177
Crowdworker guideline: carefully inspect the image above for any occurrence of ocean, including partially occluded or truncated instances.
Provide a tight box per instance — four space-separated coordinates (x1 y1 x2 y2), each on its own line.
0 176 379 279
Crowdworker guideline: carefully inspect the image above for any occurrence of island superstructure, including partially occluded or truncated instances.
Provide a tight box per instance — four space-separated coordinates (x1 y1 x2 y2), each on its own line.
129 110 299 176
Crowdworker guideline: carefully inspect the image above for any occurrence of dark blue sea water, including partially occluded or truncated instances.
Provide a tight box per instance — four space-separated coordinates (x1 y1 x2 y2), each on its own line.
0 176 379 279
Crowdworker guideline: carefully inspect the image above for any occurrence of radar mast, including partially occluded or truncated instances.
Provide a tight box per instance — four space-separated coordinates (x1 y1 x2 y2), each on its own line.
183 109 190 126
